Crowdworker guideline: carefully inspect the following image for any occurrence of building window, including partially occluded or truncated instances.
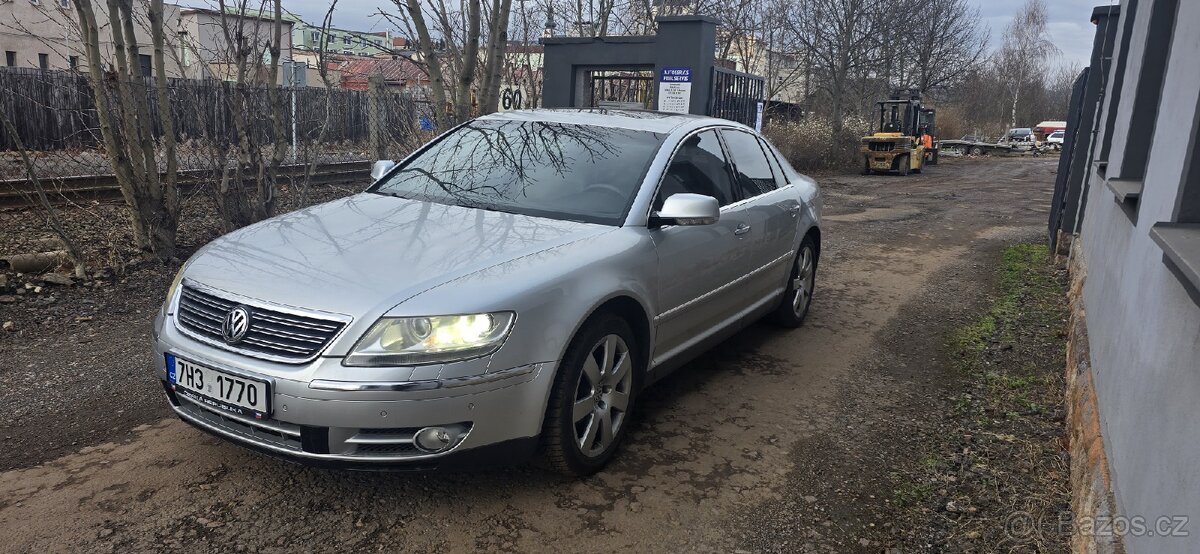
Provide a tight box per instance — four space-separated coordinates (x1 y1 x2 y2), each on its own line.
38 53 49 69
138 54 152 76
6 51 16 67
310 31 321 43
68 55 77 69
58 0 69 8
343 35 352 45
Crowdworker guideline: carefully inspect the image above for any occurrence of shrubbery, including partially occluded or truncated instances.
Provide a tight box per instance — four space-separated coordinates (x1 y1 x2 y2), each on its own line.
763 116 871 173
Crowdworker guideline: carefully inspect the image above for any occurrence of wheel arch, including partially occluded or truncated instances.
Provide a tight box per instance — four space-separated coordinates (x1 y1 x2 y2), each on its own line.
570 294 653 380
804 225 821 266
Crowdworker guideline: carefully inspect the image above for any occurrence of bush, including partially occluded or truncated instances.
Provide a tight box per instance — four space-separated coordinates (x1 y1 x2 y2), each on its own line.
764 115 871 173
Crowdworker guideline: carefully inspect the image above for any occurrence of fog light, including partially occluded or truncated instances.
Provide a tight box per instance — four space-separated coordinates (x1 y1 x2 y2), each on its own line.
413 426 457 453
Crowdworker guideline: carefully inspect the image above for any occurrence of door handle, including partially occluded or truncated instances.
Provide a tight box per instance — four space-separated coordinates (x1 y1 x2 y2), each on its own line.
734 223 752 236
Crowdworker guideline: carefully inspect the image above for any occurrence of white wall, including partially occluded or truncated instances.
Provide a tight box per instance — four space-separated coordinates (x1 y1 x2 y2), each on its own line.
1080 1 1200 552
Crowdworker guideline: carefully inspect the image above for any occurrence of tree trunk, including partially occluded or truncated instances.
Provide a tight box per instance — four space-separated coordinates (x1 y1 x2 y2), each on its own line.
74 0 179 260
405 0 453 128
454 0 482 123
368 73 387 161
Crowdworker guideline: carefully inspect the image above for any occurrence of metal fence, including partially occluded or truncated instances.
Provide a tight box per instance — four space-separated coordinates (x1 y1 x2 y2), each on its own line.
708 67 764 127
0 67 432 185
0 67 425 151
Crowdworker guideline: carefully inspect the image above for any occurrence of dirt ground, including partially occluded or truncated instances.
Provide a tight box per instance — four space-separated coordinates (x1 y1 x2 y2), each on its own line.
0 156 1065 553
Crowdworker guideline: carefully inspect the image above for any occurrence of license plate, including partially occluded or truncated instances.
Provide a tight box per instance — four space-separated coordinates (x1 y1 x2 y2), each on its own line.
167 354 270 418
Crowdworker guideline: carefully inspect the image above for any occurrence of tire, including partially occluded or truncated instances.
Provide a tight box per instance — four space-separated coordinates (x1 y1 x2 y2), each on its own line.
771 235 818 328
541 314 640 476
862 157 872 175
897 154 910 176
970 146 984 156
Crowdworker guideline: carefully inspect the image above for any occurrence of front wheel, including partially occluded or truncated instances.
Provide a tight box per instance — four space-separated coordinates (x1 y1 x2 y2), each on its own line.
771 236 818 327
897 154 910 176
541 314 639 476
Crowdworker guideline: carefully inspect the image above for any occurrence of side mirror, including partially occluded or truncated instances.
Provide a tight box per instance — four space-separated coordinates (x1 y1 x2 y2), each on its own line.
371 160 396 181
652 193 720 227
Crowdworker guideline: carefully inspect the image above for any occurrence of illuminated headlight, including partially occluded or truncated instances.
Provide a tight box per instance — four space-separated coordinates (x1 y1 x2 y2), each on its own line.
343 312 515 366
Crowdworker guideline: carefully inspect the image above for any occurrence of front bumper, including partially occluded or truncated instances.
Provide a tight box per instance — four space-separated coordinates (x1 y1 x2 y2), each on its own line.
154 312 556 469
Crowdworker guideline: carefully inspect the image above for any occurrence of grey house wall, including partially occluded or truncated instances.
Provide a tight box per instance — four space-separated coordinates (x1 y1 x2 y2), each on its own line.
541 16 718 115
1076 0 1200 552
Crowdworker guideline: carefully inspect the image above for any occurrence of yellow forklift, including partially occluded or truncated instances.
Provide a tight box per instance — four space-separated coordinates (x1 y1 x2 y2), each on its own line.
861 89 938 175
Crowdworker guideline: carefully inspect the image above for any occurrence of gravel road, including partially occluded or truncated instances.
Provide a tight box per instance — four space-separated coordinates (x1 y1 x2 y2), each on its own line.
0 156 1058 553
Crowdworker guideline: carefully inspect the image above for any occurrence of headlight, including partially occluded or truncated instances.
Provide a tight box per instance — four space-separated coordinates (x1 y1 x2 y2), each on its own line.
344 312 515 366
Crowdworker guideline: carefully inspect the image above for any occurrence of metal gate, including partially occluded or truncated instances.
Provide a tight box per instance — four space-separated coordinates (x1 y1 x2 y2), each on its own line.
709 67 764 127
589 70 655 109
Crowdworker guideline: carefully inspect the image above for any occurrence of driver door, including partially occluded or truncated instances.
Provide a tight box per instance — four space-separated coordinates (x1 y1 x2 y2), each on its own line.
649 129 754 364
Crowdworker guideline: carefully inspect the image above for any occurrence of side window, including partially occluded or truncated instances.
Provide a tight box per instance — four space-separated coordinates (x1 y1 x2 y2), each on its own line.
655 130 736 210
722 130 778 198
760 138 788 188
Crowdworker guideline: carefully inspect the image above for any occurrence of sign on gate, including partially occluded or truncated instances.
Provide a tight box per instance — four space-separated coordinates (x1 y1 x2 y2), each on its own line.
658 67 692 114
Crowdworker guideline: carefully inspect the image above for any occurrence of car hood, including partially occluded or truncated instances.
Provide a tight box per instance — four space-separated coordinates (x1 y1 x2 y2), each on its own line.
182 193 613 316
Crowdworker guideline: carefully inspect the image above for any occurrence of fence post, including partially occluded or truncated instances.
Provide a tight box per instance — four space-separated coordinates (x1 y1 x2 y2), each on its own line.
367 73 386 162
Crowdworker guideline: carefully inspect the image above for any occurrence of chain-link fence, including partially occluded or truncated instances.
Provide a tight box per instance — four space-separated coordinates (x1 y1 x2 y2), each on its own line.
0 66 438 270
0 66 432 189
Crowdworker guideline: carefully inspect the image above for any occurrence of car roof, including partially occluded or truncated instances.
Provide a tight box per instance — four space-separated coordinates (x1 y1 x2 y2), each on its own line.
478 108 737 135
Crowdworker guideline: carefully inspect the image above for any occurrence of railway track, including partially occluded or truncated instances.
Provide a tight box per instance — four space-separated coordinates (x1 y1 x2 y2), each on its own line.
0 160 371 208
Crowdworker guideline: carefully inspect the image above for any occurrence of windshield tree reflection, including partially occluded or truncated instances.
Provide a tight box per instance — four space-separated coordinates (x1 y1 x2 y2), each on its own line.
372 120 666 225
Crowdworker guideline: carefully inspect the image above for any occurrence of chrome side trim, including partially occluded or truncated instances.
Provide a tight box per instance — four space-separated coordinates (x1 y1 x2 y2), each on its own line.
654 251 791 323
308 363 540 392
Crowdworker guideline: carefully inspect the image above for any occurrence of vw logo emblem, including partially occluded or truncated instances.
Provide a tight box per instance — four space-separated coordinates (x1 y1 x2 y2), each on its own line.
222 305 251 344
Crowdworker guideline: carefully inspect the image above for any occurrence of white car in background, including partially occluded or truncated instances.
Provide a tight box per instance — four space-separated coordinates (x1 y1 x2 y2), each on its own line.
1046 130 1065 150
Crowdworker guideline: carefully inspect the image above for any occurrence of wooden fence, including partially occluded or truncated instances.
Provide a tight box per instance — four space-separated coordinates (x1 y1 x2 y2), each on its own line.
0 67 425 151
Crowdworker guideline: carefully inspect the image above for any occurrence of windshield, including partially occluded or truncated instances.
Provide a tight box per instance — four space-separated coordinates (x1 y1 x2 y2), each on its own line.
372 119 666 225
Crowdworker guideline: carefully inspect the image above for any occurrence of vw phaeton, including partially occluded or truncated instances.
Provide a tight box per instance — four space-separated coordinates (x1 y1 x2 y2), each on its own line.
154 109 822 475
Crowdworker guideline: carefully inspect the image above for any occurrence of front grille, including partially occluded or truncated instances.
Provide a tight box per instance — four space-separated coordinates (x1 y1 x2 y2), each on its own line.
176 285 346 363
868 141 896 151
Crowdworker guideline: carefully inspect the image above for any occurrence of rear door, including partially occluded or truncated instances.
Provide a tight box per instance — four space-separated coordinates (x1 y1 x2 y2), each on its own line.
719 129 799 303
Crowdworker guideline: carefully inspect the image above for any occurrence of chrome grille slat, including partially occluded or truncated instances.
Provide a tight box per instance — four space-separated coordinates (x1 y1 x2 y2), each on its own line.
241 336 311 354
178 313 222 335
253 311 340 332
179 303 222 323
175 284 346 363
183 289 233 311
250 321 327 343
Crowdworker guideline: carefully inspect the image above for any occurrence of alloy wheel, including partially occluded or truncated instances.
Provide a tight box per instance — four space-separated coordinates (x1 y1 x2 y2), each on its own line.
572 334 633 457
792 246 815 316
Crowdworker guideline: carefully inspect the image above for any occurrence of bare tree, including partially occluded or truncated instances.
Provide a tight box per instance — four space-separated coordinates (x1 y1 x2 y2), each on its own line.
73 0 180 260
479 0 516 113
786 0 884 132
206 0 289 231
386 0 515 125
908 0 989 93
995 0 1058 129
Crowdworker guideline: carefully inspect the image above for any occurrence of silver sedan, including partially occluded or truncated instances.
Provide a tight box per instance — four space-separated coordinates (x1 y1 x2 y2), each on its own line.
153 109 822 475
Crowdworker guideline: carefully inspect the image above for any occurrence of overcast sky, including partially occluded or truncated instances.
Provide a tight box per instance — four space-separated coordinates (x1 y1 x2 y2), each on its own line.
250 0 1115 69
